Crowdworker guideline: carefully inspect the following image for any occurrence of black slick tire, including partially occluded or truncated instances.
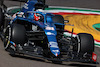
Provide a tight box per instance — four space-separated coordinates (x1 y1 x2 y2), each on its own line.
11 24 26 44
76 33 94 54
0 8 4 31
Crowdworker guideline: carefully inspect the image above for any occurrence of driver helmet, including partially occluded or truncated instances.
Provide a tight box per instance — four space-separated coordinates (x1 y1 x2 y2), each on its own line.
34 9 44 21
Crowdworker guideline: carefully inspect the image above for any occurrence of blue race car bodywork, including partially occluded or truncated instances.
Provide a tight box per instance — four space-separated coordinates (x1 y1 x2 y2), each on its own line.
11 0 61 56
13 11 60 56
0 0 97 64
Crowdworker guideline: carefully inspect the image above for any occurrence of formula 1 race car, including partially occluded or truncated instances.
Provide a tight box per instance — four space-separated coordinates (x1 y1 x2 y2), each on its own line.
0 0 97 64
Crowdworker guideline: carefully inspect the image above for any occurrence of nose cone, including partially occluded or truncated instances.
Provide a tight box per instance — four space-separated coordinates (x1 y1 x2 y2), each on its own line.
49 41 60 57
50 47 60 57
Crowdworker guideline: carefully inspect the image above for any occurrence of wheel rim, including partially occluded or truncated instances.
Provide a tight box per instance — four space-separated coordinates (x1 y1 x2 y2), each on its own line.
76 35 81 53
3 26 11 49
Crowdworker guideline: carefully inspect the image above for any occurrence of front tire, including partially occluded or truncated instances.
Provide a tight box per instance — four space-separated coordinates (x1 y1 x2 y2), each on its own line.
11 24 26 44
76 33 94 54
3 24 26 51
3 26 10 51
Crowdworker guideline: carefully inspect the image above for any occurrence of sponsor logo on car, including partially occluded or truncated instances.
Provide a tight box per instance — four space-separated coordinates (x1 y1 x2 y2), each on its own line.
46 27 54 30
49 42 58 48
46 32 55 35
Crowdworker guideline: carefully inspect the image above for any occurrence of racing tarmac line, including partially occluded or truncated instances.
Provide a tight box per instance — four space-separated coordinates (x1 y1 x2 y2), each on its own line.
7 6 20 11
45 7 100 47
49 6 100 12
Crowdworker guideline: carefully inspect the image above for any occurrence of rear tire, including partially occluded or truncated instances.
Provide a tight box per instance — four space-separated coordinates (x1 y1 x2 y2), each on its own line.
0 8 4 31
76 33 94 54
52 15 64 24
52 15 64 30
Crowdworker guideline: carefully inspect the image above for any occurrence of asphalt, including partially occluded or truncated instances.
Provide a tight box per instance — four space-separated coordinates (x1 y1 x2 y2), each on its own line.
46 0 100 9
3 0 100 9
0 0 99 67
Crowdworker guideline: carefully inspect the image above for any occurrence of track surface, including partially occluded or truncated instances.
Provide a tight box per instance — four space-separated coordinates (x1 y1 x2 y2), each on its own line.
0 0 100 67
46 0 100 9
3 0 100 9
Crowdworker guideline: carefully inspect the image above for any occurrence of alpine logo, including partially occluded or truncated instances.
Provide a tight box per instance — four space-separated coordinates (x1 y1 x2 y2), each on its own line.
49 42 58 48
